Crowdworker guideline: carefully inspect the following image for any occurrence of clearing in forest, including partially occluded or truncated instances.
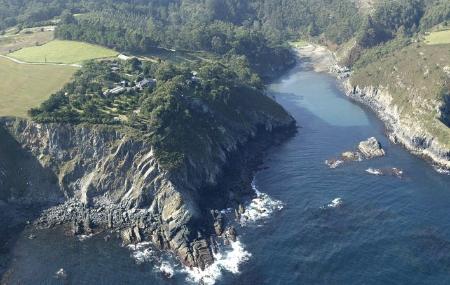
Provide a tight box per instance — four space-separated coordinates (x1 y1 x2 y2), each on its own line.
8 40 118 64
0 26 54 55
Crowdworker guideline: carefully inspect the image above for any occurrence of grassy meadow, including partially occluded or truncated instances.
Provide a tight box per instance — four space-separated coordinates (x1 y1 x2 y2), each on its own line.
0 57 77 118
424 30 450 45
352 43 450 147
8 40 118 64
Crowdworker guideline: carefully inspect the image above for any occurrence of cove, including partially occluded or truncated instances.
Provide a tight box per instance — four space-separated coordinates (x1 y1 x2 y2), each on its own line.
4 61 450 285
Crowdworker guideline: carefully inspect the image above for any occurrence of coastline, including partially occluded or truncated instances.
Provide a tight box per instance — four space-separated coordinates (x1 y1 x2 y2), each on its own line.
295 44 450 170
0 105 296 281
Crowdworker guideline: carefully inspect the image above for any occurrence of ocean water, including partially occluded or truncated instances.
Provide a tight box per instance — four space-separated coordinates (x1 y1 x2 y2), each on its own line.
3 64 450 285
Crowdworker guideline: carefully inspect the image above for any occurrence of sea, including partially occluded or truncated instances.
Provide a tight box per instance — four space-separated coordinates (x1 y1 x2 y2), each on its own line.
3 60 450 285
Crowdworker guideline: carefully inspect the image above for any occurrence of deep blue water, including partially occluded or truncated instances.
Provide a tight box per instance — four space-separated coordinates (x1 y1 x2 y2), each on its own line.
3 64 450 285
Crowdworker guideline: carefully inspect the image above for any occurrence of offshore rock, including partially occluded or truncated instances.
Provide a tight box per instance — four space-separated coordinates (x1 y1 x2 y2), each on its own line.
341 151 361 161
344 81 450 169
192 239 214 270
225 226 237 242
358 137 385 159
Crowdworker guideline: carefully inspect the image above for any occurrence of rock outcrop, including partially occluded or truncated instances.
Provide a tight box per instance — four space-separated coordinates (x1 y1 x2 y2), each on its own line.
358 137 385 159
0 107 295 270
344 81 450 169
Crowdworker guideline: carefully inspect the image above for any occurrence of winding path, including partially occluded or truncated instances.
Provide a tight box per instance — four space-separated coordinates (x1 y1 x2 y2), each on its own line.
0 54 82 67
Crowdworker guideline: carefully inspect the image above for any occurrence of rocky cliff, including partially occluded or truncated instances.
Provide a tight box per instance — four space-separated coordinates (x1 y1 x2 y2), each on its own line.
343 81 450 169
0 107 295 270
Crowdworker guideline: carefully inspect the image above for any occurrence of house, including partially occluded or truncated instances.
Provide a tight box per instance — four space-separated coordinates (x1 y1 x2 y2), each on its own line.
135 78 156 90
104 86 126 96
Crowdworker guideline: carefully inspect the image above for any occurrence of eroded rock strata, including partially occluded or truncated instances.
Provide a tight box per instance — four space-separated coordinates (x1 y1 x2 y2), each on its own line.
343 81 450 170
0 111 295 270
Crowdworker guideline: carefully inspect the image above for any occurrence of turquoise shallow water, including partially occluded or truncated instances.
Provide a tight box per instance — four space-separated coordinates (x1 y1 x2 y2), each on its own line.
4 64 450 285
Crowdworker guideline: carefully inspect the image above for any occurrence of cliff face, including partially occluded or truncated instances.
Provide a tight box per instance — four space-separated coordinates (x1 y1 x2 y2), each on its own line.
0 106 295 269
343 81 450 169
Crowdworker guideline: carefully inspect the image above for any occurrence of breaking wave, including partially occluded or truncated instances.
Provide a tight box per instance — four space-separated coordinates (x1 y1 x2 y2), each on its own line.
126 178 281 284
128 242 154 264
365 168 383 176
322 198 343 209
434 166 450 175
239 180 284 225
77 234 94 242
325 159 344 169
183 240 251 285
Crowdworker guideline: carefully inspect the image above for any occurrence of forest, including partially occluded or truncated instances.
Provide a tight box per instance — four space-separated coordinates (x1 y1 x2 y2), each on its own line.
2 0 448 70
28 57 288 168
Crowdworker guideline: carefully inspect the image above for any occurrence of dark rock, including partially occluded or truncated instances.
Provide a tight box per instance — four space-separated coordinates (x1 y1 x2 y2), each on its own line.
71 220 83 236
192 239 214 270
213 212 224 236
226 226 237 242
132 226 142 243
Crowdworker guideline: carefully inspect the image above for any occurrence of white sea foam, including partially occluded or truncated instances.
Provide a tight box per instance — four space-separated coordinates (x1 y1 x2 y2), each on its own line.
325 159 344 169
125 179 279 284
322 198 343 209
159 261 175 278
127 242 154 264
77 234 93 242
183 240 251 285
391 168 404 177
365 168 383 175
239 181 284 225
434 166 450 175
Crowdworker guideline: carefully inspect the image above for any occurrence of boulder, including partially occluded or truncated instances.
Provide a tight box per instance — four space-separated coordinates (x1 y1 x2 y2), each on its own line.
341 151 361 161
234 208 241 221
121 226 142 244
71 220 83 236
132 226 142 243
226 226 237 242
212 211 224 236
192 239 214 270
358 137 385 158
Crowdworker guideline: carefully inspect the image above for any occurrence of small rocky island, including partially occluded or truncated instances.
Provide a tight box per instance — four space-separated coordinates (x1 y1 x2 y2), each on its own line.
326 137 386 168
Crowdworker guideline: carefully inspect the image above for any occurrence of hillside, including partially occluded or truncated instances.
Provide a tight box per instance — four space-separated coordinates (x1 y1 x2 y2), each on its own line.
326 0 450 169
0 51 296 271
347 40 450 168
0 0 449 276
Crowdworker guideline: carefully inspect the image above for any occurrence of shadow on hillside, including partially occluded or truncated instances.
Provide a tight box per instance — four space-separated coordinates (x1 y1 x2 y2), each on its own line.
0 124 63 279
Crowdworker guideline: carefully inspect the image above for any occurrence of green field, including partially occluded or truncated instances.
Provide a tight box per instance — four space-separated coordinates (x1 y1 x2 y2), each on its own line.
8 40 118 64
0 57 77 118
424 30 450 45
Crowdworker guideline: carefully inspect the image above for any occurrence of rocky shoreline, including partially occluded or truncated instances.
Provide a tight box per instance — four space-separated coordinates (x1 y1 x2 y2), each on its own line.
342 81 450 170
296 44 450 170
0 111 296 277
